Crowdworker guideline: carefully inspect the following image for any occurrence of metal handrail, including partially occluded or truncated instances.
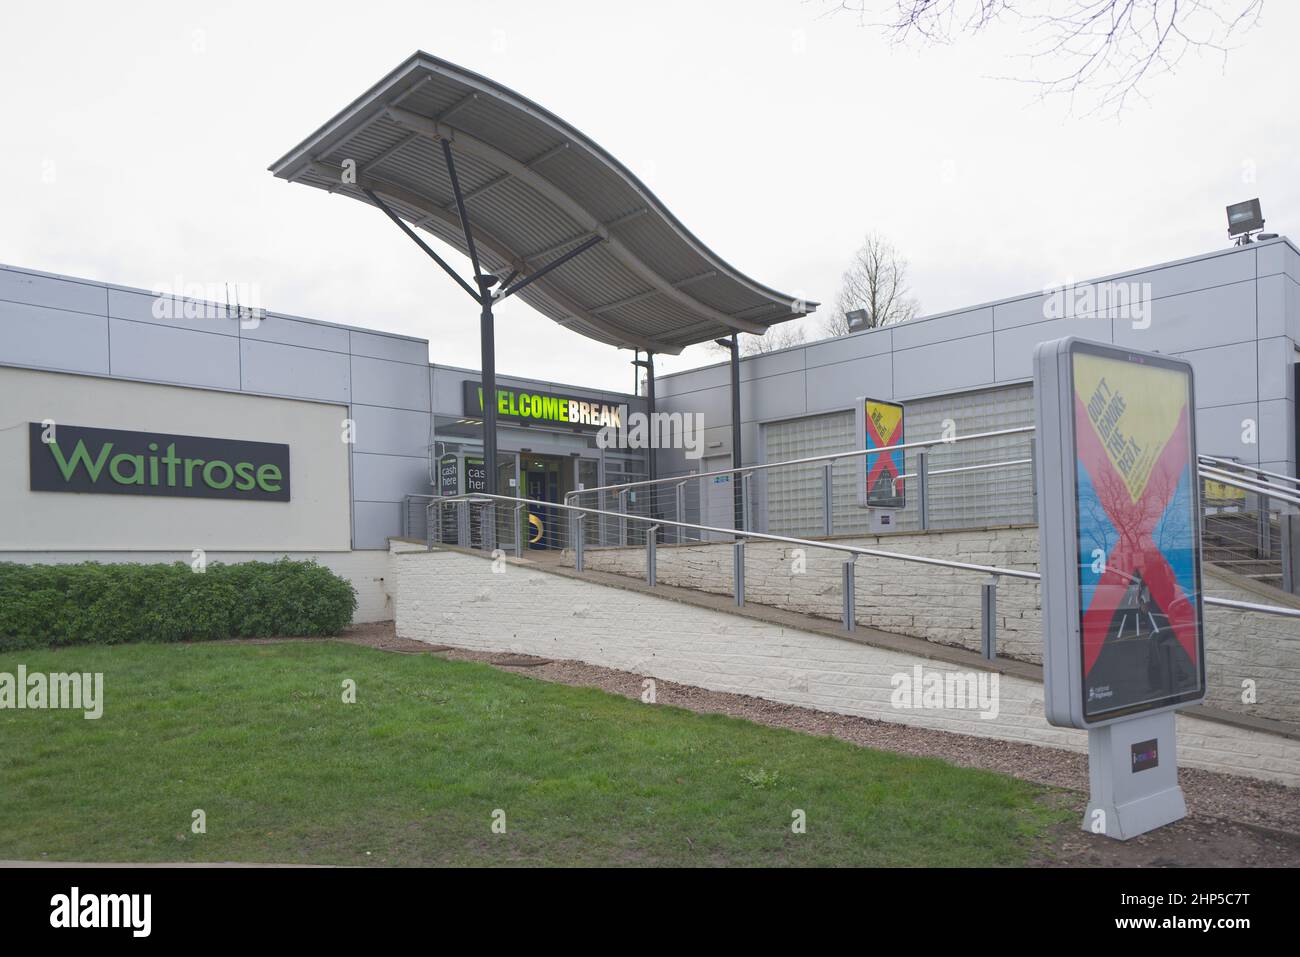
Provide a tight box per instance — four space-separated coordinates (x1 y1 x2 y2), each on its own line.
432 491 1038 579
898 457 1034 482
1200 454 1300 490
427 491 1300 621
1197 464 1300 508
567 424 1295 512
565 426 1037 500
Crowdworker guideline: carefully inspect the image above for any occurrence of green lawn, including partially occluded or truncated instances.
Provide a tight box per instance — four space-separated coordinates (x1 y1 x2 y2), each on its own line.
0 641 1068 866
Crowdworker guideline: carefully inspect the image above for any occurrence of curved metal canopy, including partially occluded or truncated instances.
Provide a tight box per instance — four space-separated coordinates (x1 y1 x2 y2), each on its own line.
269 52 815 356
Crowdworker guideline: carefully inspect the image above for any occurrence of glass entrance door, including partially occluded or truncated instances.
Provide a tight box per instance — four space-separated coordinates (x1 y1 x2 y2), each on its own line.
522 455 563 549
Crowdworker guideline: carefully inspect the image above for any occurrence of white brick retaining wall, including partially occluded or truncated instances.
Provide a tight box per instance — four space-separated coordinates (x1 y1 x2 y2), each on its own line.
566 527 1300 727
395 548 1300 787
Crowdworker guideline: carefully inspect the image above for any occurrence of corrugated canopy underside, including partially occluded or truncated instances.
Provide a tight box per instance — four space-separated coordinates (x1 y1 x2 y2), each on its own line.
269 52 815 355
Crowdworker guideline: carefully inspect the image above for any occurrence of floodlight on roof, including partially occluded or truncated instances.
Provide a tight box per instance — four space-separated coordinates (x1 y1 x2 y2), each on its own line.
1226 198 1265 243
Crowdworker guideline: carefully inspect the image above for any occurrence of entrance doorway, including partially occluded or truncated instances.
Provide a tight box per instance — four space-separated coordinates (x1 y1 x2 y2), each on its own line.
519 454 577 549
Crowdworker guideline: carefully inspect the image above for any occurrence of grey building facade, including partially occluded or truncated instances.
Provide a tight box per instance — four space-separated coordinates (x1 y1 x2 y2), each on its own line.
652 238 1300 536
0 262 645 551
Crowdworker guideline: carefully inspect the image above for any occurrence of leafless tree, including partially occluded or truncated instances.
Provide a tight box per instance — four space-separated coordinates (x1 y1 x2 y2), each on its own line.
825 1 1266 115
710 321 810 357
825 232 920 337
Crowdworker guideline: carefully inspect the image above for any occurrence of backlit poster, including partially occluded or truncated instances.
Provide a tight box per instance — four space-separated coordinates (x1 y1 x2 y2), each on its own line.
864 398 905 509
1070 344 1205 721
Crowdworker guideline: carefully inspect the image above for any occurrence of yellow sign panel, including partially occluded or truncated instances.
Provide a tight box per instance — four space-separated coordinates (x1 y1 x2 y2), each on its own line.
1073 353 1186 504
1203 480 1247 502
867 400 903 448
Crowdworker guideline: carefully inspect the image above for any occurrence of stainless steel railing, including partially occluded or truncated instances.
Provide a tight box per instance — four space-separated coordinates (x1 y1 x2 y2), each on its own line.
558 427 1299 581
426 489 1300 665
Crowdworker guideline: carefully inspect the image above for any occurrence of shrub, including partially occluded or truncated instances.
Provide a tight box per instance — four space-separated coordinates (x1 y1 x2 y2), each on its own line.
0 559 357 651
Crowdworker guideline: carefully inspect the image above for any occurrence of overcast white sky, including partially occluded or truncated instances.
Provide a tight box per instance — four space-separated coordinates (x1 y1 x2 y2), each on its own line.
2 1 1296 391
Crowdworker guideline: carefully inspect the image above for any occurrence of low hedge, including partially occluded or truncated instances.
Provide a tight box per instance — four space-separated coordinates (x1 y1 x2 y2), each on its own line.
0 559 357 651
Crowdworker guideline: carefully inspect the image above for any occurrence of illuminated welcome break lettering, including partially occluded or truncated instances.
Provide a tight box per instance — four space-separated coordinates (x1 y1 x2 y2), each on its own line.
464 382 622 430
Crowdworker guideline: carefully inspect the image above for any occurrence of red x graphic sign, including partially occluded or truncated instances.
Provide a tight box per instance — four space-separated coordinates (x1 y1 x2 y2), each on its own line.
1075 395 1198 674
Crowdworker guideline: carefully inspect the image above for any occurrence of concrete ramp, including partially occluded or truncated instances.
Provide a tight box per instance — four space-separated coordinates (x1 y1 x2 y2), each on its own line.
393 544 1300 787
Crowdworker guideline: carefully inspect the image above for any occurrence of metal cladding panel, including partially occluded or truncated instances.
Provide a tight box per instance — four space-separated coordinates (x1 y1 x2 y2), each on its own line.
239 338 351 403
0 300 109 374
350 404 431 458
353 499 402 549
349 354 430 413
891 307 993 350
1258 398 1294 467
1176 341 1260 408
805 354 893 412
803 326 894 366
993 294 1056 330
740 346 806 382
0 268 106 315
1112 281 1256 354
1194 401 1259 461
108 287 242 337
745 370 808 424
107 318 240 390
1128 247 1256 301
892 332 996 399
348 329 428 365
1257 337 1292 402
241 313 351 353
994 316 1115 382
352 451 431 503
1256 274 1292 339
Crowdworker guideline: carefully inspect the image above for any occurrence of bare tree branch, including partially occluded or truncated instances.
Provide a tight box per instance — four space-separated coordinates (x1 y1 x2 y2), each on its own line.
823 1 1266 115
709 322 811 357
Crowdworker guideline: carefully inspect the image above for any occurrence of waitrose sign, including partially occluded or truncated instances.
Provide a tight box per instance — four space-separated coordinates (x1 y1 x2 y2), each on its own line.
29 423 290 502
463 381 623 430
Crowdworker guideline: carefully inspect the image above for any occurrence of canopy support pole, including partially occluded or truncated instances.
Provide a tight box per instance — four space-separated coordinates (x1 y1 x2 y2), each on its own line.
717 334 744 530
632 352 657 485
362 139 623 503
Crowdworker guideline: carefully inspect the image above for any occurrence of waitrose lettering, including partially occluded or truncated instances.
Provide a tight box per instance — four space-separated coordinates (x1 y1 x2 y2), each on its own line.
29 423 291 502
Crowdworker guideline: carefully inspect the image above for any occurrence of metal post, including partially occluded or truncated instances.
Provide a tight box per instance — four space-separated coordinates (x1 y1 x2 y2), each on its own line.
1258 493 1271 559
457 500 469 547
698 474 707 542
647 526 659 586
675 481 686 545
1029 442 1038 522
618 490 628 546
728 333 744 530
823 462 834 538
842 558 856 632
733 539 745 606
479 295 498 496
566 496 576 554
980 576 998 661
742 472 753 533
917 449 930 531
575 515 585 572
1284 515 1296 594
645 352 656 486
514 503 525 559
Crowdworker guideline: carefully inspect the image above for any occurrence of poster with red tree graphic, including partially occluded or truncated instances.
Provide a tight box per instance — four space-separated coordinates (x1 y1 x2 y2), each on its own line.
1066 343 1206 722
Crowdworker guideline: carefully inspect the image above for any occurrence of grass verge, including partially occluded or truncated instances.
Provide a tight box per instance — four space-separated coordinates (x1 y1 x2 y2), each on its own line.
0 641 1069 866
